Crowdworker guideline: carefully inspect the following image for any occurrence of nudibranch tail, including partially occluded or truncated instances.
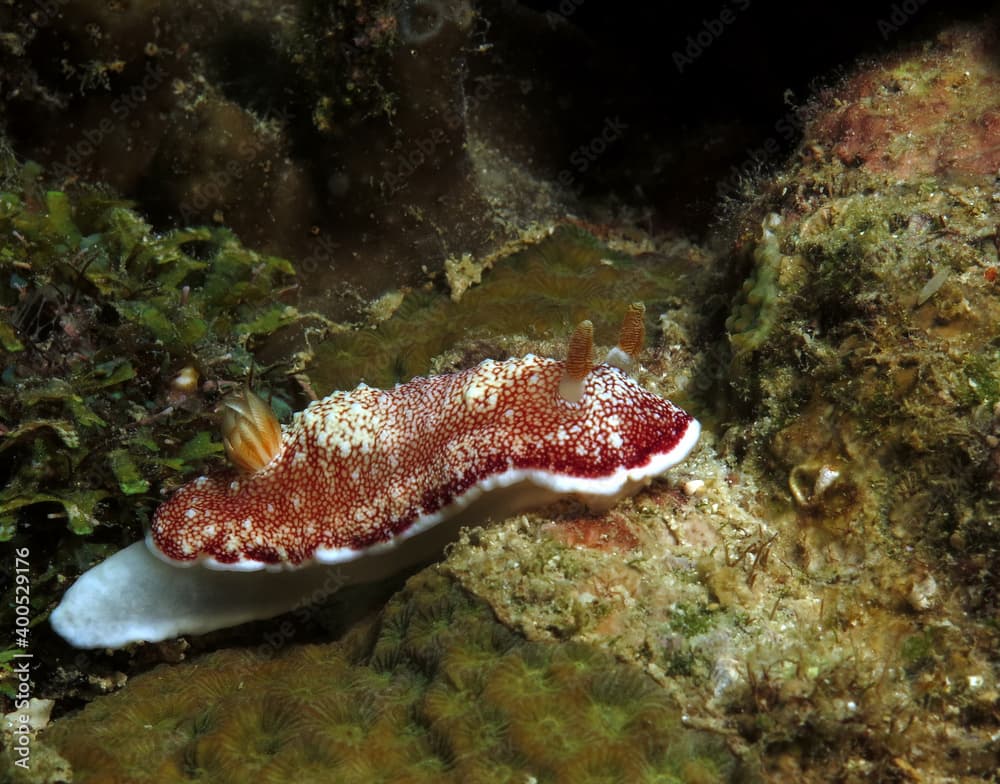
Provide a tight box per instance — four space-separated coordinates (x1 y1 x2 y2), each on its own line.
220 388 283 473
559 319 595 402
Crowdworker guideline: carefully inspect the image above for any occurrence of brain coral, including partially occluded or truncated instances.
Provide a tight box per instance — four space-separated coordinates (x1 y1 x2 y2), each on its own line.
37 570 741 783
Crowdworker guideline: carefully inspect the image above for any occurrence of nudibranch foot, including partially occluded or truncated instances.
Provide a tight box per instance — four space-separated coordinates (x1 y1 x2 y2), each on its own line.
49 534 469 649
48 542 332 649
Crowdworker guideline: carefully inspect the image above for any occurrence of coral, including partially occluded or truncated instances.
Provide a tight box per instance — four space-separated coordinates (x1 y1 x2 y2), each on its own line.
29 571 740 783
724 41 1000 577
305 224 715 393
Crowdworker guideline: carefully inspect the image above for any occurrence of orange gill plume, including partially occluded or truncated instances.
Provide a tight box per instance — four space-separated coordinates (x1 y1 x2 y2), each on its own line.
617 302 646 358
606 302 646 370
559 319 595 402
220 388 283 473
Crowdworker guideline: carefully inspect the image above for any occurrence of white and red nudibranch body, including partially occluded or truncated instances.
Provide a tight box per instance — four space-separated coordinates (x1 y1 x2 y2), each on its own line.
50 306 702 648
150 354 700 570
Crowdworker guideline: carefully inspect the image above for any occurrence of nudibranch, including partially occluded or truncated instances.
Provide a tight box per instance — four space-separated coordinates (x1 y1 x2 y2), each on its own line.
50 304 700 648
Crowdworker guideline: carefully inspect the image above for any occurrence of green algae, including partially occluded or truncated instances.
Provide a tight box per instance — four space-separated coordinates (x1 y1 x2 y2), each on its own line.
666 602 718 638
28 571 741 784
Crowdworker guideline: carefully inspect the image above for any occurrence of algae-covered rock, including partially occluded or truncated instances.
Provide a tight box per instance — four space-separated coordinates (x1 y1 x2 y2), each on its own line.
439 20 1000 783
717 20 1000 781
26 570 740 784
723 23 1000 593
0 0 641 318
